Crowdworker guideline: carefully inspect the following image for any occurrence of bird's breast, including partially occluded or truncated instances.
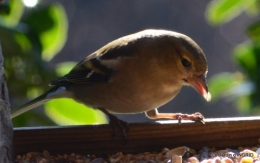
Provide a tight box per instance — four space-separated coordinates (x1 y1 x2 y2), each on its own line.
72 78 181 114
72 56 183 114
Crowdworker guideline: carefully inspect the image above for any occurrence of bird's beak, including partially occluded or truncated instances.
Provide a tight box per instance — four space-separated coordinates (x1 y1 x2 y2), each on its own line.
188 74 211 102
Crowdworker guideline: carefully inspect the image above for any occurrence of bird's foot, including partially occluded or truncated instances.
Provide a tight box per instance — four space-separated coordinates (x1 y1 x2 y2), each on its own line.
176 112 205 124
108 114 129 138
145 109 205 124
98 108 129 141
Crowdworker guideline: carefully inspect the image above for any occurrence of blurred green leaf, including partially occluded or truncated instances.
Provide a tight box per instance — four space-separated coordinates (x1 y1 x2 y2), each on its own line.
233 42 258 80
0 0 24 27
1 1 71 127
247 20 260 41
205 0 260 114
206 0 256 25
0 4 10 15
45 99 108 125
233 42 256 69
208 72 244 101
14 32 32 52
245 1 259 16
1 23 56 102
236 95 251 114
26 87 43 99
23 3 68 61
55 62 77 76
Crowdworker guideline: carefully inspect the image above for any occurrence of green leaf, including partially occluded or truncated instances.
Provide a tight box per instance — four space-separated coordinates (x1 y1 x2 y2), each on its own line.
233 42 257 79
23 3 68 61
44 99 108 125
236 95 251 114
244 1 259 16
26 87 43 99
206 0 256 25
41 4 68 61
55 62 77 76
247 20 260 41
208 72 244 101
14 32 32 52
0 0 24 27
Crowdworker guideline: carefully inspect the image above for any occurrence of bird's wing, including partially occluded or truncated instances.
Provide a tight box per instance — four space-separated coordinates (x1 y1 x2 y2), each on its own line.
50 37 137 85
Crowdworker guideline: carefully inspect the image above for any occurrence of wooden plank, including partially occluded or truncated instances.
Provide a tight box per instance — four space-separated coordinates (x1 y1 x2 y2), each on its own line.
0 44 13 162
13 117 260 155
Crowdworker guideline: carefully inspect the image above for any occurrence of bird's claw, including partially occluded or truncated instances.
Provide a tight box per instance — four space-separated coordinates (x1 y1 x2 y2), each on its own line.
98 108 129 143
193 112 205 124
192 112 205 124
177 112 205 125
178 115 182 125
109 116 129 144
109 116 129 138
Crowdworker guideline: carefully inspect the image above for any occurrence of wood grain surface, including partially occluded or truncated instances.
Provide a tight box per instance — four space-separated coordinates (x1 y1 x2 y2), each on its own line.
13 117 260 155
0 44 14 162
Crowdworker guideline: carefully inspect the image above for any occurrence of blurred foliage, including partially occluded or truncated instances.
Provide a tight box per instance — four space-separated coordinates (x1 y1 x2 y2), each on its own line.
206 0 257 25
22 3 68 61
45 99 107 125
1 0 107 126
206 0 260 114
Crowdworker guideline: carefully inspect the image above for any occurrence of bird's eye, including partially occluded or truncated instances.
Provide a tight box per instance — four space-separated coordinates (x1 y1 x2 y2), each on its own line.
181 59 191 67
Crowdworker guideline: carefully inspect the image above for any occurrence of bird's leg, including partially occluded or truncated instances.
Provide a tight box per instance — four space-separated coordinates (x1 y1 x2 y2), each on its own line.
98 108 129 139
145 109 205 124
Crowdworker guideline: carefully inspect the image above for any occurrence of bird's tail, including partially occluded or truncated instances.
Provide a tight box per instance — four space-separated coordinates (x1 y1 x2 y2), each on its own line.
11 86 68 118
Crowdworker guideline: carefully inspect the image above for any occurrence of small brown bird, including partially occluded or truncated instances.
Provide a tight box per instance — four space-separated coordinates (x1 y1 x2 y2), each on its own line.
12 29 210 135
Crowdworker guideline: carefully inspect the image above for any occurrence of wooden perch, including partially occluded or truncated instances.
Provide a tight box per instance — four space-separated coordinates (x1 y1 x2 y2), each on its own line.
0 44 13 162
13 117 260 156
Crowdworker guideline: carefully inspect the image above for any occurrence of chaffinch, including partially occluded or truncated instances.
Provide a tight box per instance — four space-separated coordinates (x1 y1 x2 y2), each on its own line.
12 29 210 135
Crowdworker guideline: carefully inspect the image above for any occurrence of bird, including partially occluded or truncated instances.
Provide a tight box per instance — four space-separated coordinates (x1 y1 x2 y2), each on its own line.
11 29 210 137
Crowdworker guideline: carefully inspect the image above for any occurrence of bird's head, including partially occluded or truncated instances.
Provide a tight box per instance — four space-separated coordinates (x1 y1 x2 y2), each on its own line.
174 33 211 102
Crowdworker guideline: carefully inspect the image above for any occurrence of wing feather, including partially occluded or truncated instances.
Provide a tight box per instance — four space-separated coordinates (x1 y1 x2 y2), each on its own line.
50 32 141 86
